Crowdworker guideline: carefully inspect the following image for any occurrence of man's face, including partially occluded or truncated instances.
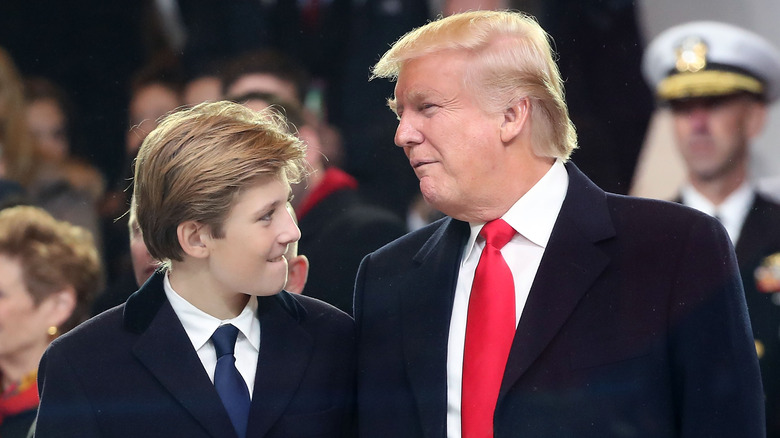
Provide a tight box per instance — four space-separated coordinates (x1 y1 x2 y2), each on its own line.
391 51 505 220
183 76 222 107
26 98 68 163
226 74 298 104
670 94 765 182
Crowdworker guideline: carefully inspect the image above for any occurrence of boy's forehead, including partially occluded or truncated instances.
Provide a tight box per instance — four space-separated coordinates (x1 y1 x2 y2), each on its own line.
237 173 292 199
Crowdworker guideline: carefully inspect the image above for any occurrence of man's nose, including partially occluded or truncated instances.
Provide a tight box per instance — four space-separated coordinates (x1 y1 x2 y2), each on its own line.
394 115 423 148
687 106 710 130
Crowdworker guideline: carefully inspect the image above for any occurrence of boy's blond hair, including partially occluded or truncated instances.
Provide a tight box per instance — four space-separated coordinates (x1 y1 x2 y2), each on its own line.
133 101 306 265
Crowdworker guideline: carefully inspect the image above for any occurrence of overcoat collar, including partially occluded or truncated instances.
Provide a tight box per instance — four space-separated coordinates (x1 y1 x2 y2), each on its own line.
123 272 313 438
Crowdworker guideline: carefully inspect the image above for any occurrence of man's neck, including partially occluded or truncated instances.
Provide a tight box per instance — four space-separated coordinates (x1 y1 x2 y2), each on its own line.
689 170 747 206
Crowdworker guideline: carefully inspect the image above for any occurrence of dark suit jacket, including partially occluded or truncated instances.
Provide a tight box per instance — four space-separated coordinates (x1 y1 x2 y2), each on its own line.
35 272 355 438
354 163 764 438
299 186 407 314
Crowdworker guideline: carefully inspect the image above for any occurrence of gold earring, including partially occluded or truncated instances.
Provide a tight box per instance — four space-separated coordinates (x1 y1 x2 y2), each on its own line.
47 326 58 336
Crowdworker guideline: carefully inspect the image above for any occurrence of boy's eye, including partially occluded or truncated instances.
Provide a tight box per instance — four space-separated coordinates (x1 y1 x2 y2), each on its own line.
260 209 275 222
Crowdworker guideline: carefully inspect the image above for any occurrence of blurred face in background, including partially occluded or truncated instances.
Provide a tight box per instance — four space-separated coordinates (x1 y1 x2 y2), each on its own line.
226 74 298 105
126 83 181 158
183 76 222 107
26 97 68 162
670 94 766 182
0 254 61 363
128 214 158 287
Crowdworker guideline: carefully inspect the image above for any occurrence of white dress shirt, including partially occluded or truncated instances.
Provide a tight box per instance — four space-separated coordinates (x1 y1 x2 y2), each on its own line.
680 182 754 244
164 272 261 398
446 160 569 437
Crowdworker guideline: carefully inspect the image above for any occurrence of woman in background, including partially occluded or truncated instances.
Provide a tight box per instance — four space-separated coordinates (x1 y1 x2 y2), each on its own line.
23 77 105 251
0 206 100 437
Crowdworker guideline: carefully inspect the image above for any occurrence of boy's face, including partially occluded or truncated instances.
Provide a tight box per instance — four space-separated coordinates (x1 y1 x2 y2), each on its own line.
205 176 300 297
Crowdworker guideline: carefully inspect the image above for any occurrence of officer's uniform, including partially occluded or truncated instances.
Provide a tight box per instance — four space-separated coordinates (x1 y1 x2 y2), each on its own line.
643 21 780 437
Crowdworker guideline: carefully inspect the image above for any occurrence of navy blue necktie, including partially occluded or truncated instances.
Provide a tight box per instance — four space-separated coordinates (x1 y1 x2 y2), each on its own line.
212 324 251 438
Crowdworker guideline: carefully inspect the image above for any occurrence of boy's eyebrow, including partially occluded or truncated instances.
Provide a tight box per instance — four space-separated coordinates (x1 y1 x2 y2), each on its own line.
251 198 284 216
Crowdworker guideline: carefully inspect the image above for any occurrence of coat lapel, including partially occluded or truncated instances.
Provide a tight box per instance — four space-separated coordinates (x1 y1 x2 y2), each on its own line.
246 293 314 437
401 218 470 438
126 274 237 438
500 163 615 397
395 163 615 432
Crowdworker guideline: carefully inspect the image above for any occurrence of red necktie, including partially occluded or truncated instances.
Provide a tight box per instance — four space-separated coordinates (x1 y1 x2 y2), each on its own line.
462 219 517 438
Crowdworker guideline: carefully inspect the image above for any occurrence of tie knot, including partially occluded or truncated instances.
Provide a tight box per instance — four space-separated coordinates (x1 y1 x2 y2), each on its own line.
479 219 515 250
212 324 239 358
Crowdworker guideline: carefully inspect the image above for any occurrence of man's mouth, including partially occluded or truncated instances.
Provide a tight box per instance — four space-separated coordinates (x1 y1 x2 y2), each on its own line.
412 159 434 169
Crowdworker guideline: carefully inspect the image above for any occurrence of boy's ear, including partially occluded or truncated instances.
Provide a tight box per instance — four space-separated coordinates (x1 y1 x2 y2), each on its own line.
177 220 210 258
500 97 530 143
285 255 310 295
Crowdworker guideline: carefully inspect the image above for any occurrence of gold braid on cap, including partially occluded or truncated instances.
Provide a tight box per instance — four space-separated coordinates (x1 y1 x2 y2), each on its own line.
658 35 765 100
658 70 764 100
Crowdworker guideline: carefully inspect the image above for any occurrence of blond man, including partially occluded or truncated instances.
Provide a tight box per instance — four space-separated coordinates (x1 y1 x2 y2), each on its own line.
355 10 763 438
35 101 355 438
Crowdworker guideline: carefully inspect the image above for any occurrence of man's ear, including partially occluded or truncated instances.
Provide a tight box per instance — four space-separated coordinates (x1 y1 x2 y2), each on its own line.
177 220 210 259
500 97 530 143
285 255 310 295
745 101 767 140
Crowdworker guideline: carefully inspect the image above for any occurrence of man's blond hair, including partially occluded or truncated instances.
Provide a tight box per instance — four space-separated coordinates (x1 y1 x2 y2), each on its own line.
372 10 577 159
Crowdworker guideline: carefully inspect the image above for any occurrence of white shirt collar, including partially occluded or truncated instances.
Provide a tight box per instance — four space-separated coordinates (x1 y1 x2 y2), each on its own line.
163 271 260 352
680 182 754 243
462 159 569 261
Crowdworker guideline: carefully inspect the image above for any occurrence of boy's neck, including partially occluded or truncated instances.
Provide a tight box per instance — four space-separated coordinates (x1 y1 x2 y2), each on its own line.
167 260 250 320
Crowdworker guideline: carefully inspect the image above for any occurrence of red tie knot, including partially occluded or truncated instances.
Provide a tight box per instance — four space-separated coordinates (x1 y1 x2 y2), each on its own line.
479 219 515 250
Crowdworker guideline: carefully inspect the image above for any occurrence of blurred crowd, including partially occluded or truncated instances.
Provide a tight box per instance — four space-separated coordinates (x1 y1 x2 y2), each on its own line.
0 0 653 292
